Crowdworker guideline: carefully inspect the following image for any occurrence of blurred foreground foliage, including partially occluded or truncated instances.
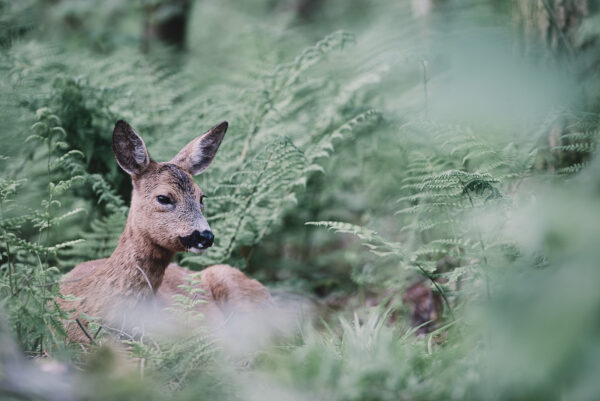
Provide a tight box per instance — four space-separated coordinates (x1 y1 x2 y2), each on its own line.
1 0 600 400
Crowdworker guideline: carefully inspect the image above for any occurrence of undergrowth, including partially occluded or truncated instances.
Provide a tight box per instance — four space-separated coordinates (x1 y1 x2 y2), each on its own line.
1 1 600 401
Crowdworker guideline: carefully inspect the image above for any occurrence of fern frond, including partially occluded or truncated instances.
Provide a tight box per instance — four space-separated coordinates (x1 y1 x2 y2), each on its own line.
306 221 403 257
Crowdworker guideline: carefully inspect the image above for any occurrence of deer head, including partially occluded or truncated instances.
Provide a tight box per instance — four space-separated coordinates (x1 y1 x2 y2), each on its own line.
112 120 227 253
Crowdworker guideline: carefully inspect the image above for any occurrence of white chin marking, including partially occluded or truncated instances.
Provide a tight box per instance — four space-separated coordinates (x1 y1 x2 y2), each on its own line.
189 247 206 254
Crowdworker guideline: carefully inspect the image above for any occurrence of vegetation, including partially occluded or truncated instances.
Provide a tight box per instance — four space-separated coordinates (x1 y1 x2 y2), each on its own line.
1 0 599 400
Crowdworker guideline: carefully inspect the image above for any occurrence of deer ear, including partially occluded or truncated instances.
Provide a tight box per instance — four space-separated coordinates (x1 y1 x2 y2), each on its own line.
170 121 228 176
112 120 151 176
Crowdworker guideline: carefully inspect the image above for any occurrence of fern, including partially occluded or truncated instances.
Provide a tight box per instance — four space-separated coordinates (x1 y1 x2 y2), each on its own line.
306 221 402 258
0 109 86 353
306 220 455 318
62 212 125 264
183 136 306 267
127 273 216 391
306 117 542 319
174 33 380 269
1 1 600 400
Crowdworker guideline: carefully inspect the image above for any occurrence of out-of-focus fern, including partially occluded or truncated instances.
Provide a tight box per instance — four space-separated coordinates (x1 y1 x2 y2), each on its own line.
0 0 39 47
127 273 216 392
533 110 600 174
308 119 540 316
392 122 535 283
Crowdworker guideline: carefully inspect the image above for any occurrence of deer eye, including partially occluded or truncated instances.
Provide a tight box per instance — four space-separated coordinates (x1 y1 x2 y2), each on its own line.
157 195 173 205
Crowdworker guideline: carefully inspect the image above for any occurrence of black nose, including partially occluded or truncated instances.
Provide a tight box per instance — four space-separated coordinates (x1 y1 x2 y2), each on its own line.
197 230 214 248
179 230 214 249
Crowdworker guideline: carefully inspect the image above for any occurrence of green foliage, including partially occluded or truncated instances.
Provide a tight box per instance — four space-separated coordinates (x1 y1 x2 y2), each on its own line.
186 136 308 267
1 1 600 401
0 0 39 47
0 109 85 353
125 274 216 392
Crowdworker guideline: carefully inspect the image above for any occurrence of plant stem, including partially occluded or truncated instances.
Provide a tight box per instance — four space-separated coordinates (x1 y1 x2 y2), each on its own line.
462 183 491 299
540 0 574 58
0 203 15 297
414 262 455 321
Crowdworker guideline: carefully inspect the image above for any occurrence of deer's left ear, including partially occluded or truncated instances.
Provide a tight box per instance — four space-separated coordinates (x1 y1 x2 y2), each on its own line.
170 121 228 176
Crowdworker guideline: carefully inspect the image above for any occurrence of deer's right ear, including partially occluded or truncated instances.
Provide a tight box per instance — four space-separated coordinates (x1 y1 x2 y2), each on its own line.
170 121 228 176
112 120 151 176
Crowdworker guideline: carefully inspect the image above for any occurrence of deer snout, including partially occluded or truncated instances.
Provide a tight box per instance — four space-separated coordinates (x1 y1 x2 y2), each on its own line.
197 230 214 248
179 229 214 251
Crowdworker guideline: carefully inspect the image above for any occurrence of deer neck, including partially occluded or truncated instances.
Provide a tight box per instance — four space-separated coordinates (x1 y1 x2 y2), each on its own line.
103 222 174 297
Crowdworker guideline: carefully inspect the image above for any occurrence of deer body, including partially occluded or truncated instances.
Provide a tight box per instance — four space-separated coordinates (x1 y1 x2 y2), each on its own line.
58 121 270 343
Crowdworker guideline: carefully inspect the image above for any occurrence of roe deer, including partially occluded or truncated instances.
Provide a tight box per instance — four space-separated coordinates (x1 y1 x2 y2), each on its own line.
58 120 270 343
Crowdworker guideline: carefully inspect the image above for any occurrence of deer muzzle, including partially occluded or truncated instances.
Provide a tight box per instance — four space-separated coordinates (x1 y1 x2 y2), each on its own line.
179 229 214 251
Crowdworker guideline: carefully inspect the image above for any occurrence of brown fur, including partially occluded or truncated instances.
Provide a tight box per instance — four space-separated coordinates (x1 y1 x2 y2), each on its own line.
58 121 271 343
